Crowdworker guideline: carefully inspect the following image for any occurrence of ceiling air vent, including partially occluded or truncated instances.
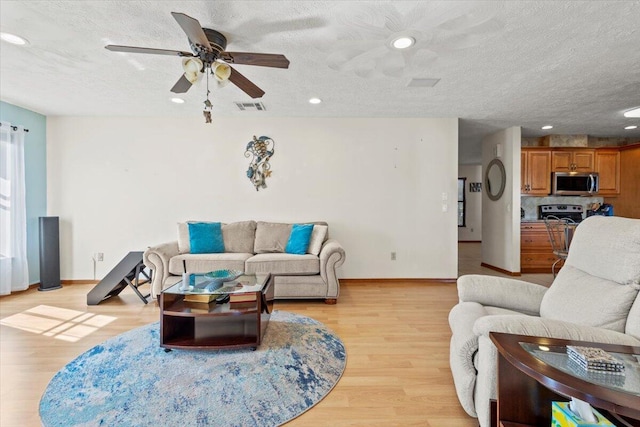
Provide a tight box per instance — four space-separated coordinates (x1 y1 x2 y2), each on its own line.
407 78 440 88
235 102 266 111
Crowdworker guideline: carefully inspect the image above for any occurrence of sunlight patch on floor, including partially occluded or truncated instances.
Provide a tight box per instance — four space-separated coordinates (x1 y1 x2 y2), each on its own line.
0 305 117 342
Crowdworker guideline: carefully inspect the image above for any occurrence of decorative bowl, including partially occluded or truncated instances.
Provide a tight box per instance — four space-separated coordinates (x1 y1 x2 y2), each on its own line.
204 269 243 282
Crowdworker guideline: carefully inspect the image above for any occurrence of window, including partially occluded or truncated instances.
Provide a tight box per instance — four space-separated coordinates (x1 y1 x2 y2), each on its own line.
458 178 466 227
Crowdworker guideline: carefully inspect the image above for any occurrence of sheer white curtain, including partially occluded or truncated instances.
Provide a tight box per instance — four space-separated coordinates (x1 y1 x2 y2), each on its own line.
0 122 29 295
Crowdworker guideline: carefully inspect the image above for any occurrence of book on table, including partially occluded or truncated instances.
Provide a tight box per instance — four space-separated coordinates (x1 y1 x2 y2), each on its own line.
183 293 218 303
566 345 625 374
229 293 257 303
184 301 212 313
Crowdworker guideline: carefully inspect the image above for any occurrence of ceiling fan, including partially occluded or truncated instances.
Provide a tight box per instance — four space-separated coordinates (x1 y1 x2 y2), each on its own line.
105 12 290 99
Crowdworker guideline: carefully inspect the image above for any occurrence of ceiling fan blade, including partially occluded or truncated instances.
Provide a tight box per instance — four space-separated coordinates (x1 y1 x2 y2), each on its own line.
171 12 211 50
228 67 265 98
222 52 290 69
170 74 193 93
105 45 194 57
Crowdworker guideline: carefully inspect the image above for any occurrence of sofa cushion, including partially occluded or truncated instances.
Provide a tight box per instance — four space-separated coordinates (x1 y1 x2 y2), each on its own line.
222 221 257 253
178 221 257 254
169 253 252 275
540 264 639 333
245 253 320 275
285 224 314 255
254 222 292 253
188 222 224 254
307 225 328 256
177 222 191 254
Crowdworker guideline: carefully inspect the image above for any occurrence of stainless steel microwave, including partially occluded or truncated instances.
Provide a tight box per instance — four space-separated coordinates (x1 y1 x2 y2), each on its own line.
551 172 599 195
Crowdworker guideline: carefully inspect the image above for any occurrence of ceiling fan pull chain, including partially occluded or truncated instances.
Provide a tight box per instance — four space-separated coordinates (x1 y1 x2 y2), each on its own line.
203 63 213 123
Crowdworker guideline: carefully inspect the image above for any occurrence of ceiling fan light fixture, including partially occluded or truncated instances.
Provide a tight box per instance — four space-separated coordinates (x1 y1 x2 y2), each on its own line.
624 107 640 118
171 97 185 104
392 36 414 50
309 97 322 104
541 125 553 130
185 71 200 84
0 32 29 45
212 62 231 81
625 125 638 130
182 58 203 74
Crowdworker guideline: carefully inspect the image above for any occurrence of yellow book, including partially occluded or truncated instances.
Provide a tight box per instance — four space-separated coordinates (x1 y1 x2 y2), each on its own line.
184 301 212 313
229 293 257 303
183 293 217 303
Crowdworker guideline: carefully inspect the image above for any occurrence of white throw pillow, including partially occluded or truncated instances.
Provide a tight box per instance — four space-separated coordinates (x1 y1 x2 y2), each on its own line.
307 225 328 256
177 222 191 254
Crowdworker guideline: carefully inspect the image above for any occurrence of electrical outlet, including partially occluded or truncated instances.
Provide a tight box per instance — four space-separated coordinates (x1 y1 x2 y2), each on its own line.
96 252 104 262
391 252 396 261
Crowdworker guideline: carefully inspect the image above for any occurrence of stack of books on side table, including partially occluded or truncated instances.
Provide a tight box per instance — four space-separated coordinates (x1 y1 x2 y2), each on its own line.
566 346 626 375
183 293 218 313
229 293 257 309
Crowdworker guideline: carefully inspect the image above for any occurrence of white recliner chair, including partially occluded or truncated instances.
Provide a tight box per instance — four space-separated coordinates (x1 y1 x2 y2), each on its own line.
448 216 640 427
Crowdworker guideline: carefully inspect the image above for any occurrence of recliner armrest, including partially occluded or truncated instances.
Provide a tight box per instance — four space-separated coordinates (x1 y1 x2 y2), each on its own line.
473 315 640 346
457 274 548 315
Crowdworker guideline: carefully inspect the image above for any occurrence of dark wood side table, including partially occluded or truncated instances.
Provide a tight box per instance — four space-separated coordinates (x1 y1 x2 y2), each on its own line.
490 332 640 427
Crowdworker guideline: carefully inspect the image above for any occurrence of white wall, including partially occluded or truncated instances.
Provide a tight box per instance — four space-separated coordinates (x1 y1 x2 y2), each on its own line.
481 127 521 273
458 164 482 241
47 116 459 280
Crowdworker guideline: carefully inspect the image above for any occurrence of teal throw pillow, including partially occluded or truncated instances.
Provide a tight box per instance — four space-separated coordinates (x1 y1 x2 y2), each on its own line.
285 224 314 255
188 222 225 254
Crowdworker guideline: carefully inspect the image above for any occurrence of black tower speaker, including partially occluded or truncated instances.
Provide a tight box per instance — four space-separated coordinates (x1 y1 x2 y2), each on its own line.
38 216 62 291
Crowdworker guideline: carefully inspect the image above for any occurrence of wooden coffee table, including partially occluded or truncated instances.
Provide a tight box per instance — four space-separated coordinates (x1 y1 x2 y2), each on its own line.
160 273 274 351
490 332 640 427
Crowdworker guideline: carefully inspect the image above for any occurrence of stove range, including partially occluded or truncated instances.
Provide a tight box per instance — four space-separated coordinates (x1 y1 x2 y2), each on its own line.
538 204 584 222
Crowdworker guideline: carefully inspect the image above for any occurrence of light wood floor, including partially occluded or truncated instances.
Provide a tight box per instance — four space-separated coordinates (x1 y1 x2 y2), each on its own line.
0 243 553 427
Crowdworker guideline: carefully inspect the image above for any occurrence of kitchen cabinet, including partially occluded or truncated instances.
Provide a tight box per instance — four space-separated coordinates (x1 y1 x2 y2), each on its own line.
595 149 620 195
521 148 551 196
521 222 557 273
551 149 594 172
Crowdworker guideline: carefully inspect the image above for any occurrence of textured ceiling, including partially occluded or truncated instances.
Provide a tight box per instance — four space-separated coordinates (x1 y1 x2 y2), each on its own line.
1 1 639 163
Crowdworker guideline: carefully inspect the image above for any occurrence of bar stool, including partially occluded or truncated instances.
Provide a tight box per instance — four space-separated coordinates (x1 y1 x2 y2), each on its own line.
543 215 577 277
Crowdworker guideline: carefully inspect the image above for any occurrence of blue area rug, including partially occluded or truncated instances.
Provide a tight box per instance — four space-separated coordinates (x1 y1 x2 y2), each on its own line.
40 310 346 426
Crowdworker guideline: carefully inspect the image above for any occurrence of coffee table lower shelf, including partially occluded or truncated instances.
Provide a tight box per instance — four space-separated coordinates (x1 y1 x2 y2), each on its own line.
161 313 264 350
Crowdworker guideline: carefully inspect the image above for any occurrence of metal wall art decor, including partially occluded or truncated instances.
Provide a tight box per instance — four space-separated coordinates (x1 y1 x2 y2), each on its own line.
470 182 482 192
245 135 275 191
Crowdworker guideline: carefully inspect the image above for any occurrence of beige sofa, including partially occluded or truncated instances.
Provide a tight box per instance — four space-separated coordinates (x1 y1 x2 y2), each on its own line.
448 216 640 427
143 220 346 303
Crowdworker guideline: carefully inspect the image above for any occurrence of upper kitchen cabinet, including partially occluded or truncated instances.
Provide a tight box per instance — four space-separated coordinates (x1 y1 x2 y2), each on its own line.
551 149 595 172
521 148 551 196
595 148 621 195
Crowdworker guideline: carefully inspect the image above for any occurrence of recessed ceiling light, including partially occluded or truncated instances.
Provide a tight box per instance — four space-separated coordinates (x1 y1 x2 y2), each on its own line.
392 36 415 49
541 125 553 130
624 107 640 118
0 32 29 45
171 97 185 104
625 125 638 130
309 98 322 104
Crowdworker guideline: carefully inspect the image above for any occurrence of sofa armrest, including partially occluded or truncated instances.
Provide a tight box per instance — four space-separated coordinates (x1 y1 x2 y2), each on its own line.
143 241 179 299
457 274 548 316
473 315 640 346
319 239 346 299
